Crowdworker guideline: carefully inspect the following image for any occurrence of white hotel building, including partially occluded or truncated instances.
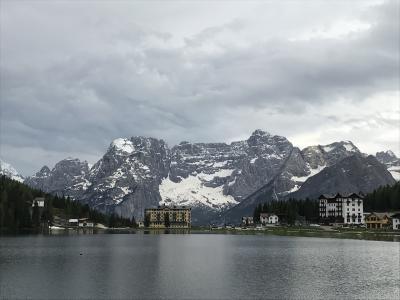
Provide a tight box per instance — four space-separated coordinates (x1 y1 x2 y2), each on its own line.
319 193 364 225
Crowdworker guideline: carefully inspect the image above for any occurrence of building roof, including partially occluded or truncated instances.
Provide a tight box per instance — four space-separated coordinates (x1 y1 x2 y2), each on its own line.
145 205 191 211
319 192 364 200
391 213 400 219
366 212 391 219
33 197 45 201
260 213 278 218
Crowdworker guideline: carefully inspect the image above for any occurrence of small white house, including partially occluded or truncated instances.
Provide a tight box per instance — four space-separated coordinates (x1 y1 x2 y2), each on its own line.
78 218 94 228
32 197 45 208
68 219 79 227
242 216 254 226
392 213 400 230
260 213 269 225
268 214 279 224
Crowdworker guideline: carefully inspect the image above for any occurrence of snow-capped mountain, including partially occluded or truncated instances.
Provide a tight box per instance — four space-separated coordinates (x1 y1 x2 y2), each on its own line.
80 137 170 218
161 130 297 209
0 159 24 182
376 150 400 181
24 130 397 223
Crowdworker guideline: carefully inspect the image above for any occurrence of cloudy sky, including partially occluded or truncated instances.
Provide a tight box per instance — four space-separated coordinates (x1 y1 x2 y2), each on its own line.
0 0 399 176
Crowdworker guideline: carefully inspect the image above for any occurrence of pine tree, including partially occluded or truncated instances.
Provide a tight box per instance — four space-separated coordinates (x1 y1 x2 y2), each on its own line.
144 213 150 228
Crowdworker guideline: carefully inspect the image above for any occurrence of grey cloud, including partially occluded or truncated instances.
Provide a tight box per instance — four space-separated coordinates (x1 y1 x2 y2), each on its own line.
0 0 398 175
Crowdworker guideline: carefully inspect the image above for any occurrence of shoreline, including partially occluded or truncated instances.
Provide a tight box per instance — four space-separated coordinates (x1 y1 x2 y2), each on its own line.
2 226 400 242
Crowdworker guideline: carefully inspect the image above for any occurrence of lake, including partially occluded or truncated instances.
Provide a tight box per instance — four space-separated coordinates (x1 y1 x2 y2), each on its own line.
0 233 399 299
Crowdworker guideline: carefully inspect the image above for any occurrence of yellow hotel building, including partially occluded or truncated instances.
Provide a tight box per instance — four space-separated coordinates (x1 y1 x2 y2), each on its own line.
144 206 191 229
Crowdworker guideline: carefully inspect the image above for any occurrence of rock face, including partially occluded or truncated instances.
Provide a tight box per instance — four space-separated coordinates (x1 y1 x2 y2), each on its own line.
289 155 395 200
159 130 302 223
24 131 397 224
80 137 170 219
222 154 395 223
162 130 297 207
0 159 24 182
375 150 400 181
24 158 90 199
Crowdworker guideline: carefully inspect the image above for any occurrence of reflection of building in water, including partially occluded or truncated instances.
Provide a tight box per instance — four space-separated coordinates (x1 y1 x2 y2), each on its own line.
144 206 191 229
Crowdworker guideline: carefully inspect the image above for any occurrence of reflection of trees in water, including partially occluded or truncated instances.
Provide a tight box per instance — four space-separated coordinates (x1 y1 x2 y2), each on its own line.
143 229 190 234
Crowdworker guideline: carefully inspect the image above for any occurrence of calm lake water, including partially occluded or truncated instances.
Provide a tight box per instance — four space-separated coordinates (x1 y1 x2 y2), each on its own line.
0 233 399 299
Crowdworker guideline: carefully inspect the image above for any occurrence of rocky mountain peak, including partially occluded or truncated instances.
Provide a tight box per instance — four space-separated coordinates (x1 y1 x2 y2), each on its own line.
39 165 51 175
318 141 360 154
301 140 361 170
110 136 168 156
376 150 398 164
53 158 90 177
375 150 400 181
111 138 136 154
250 129 271 137
24 158 91 199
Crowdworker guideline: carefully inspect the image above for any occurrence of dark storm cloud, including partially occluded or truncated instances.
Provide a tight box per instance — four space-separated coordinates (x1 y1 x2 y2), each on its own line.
0 0 398 175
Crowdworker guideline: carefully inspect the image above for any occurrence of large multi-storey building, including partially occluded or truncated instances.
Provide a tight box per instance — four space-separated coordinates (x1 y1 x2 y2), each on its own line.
144 206 191 229
319 193 364 225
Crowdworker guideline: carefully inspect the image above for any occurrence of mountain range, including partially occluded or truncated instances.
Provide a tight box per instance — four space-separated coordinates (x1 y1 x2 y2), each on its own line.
1 130 398 224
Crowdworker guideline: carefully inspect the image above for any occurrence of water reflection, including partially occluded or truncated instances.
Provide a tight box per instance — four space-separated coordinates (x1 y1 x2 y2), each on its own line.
0 235 399 299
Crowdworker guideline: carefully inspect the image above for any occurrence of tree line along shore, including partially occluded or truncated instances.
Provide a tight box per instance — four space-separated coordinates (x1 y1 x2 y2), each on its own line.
251 183 400 225
0 175 136 231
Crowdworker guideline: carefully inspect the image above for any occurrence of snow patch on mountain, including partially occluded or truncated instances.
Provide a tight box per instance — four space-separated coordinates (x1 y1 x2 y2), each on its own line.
159 172 238 210
213 161 229 167
111 138 135 154
322 145 334 152
292 164 326 183
343 142 357 152
197 169 235 181
388 166 400 181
